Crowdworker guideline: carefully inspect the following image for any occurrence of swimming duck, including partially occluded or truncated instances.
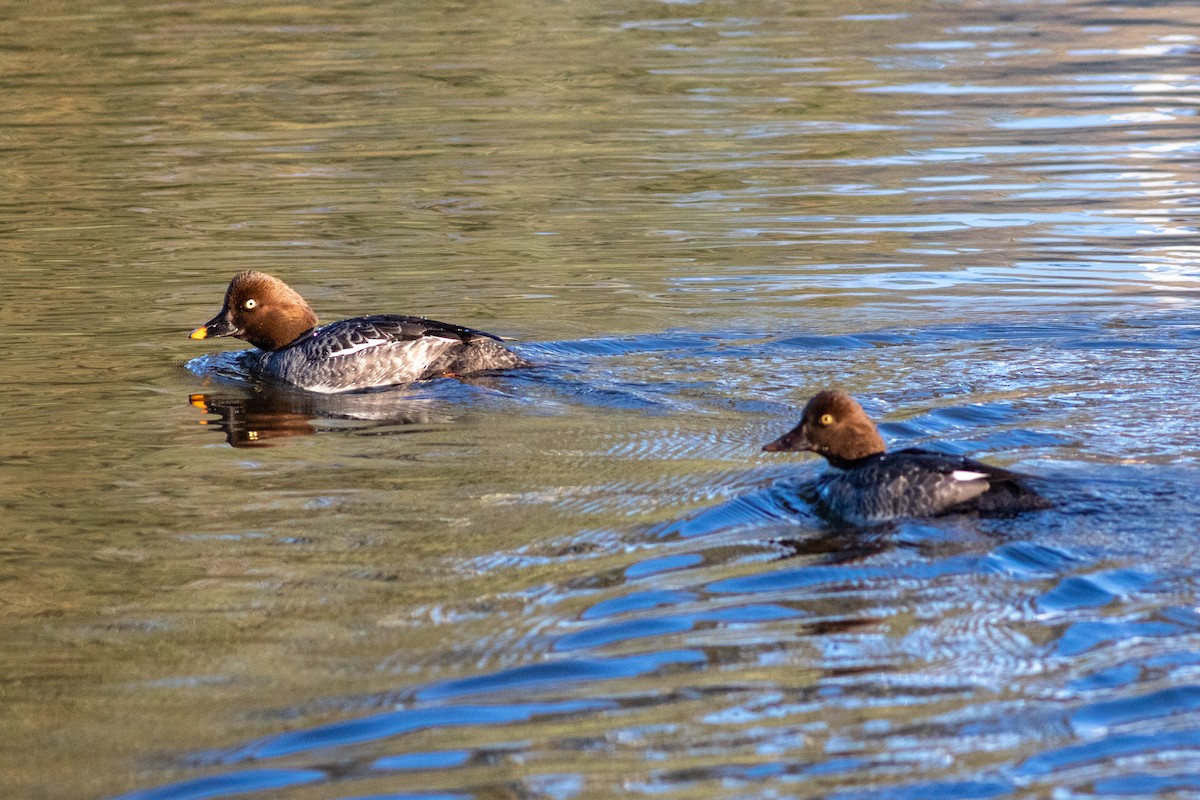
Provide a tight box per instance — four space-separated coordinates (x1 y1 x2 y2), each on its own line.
763 390 1050 525
190 271 530 393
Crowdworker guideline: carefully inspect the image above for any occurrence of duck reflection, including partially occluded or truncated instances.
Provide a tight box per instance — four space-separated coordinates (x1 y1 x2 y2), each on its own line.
188 388 454 447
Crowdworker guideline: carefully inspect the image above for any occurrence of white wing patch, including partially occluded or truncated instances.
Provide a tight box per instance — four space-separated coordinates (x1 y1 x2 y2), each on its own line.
951 470 989 482
326 338 391 358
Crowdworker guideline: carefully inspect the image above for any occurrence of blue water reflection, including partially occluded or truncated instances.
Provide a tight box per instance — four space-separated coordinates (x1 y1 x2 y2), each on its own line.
119 381 1200 796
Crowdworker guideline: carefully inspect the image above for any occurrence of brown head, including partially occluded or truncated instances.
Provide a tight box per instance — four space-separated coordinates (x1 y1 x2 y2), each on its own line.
189 271 319 351
762 390 887 468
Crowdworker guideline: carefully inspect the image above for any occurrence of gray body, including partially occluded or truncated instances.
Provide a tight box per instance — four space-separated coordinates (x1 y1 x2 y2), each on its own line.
247 315 530 393
803 447 1049 526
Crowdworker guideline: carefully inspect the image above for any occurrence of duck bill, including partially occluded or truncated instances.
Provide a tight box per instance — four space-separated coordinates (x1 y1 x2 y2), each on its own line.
762 424 812 453
190 309 240 340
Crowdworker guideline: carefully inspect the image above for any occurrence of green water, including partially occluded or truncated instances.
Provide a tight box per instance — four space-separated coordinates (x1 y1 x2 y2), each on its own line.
4 1 1200 798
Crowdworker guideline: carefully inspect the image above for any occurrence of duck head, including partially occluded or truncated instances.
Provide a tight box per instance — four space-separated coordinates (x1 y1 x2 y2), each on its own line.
763 390 887 468
190 271 318 351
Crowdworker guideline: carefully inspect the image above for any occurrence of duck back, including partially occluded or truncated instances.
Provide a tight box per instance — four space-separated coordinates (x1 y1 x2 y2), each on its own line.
812 447 1049 525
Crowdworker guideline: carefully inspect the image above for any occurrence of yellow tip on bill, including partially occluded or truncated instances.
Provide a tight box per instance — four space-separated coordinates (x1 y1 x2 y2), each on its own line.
189 326 209 340
188 395 209 412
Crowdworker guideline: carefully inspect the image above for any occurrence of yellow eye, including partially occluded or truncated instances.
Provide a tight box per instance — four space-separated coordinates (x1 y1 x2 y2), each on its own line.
819 413 834 425
243 298 257 310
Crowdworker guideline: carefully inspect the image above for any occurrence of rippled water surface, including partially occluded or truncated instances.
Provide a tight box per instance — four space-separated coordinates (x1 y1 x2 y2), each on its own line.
3 0 1200 798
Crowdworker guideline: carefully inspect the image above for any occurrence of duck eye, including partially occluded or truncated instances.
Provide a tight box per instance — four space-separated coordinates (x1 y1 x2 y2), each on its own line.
243 298 257 310
819 413 834 425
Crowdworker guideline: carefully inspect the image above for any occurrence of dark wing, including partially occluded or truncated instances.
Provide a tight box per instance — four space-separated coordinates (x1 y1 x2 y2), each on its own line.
307 315 501 360
889 447 1031 480
362 314 504 344
887 447 1050 515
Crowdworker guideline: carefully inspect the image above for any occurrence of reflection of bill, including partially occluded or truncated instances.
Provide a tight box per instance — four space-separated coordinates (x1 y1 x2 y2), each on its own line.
189 394 316 447
188 390 455 448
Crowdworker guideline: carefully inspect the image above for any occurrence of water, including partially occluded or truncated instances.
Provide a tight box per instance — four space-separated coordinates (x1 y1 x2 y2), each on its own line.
2 0 1200 797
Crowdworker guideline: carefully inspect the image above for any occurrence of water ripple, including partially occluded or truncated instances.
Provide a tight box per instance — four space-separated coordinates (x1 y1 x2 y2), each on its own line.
8 0 1200 798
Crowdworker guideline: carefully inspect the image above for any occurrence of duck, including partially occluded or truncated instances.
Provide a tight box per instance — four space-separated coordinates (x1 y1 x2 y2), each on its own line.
762 390 1050 525
189 271 531 393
